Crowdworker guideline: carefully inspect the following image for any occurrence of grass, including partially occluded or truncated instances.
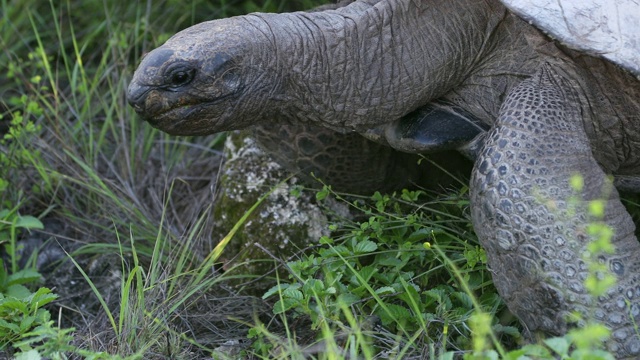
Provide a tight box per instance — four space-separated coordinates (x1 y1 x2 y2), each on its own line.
0 0 628 359
0 1 264 358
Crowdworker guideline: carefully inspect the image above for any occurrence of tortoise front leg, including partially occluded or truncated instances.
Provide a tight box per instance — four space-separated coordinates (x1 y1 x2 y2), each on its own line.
470 64 640 357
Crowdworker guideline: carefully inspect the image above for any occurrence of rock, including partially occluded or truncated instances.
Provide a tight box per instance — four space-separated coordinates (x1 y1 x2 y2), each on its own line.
213 132 349 292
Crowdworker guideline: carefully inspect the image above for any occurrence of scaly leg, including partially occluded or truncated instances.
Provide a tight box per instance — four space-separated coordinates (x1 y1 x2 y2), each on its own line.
471 64 640 357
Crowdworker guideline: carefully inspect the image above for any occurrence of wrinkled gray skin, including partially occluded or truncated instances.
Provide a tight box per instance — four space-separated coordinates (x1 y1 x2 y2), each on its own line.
128 0 640 356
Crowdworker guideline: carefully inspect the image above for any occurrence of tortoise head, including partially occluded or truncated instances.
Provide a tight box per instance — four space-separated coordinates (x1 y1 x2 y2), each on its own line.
127 18 277 135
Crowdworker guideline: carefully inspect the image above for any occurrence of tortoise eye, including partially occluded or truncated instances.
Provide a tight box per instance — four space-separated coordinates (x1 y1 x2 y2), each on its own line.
168 69 195 88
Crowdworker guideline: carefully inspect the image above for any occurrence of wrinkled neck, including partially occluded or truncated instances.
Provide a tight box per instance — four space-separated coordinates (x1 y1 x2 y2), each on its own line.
244 0 506 131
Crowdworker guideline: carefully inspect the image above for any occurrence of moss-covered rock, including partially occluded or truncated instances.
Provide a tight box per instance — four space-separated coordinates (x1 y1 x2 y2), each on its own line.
213 132 348 293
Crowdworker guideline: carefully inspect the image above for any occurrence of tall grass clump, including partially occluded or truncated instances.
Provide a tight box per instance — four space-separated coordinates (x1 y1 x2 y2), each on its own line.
0 0 323 358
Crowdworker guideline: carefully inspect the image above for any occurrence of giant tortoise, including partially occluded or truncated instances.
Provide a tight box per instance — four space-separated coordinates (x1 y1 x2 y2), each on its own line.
127 0 640 356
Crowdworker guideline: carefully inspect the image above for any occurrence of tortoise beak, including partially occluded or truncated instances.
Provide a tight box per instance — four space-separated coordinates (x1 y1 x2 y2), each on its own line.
127 81 150 115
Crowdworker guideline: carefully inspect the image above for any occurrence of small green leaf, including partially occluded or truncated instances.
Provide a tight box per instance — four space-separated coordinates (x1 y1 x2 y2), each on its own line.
463 246 487 268
452 292 473 309
0 318 21 333
262 283 295 299
8 268 42 286
336 293 360 306
15 215 43 230
273 297 300 314
349 266 377 285
353 240 377 254
406 228 431 243
29 288 57 307
0 297 28 313
34 308 51 323
6 284 32 300
323 245 349 257
303 278 324 294
19 315 35 331
376 303 412 325
316 186 330 201
376 256 403 267
319 236 333 245
282 288 303 300
289 186 302 198
14 349 42 360
544 337 570 356
374 286 395 295
400 189 423 202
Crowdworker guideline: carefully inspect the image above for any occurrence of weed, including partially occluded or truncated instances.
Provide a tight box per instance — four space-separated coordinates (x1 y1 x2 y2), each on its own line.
259 186 511 358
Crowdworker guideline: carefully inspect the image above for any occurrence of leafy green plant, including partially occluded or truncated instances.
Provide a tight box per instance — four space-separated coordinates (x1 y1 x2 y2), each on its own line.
253 176 629 359
0 195 80 358
0 99 55 356
0 283 57 351
258 186 512 357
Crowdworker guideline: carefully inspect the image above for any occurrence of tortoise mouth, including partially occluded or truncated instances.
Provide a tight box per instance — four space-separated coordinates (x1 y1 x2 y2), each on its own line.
143 104 204 135
130 80 242 135
140 97 235 136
